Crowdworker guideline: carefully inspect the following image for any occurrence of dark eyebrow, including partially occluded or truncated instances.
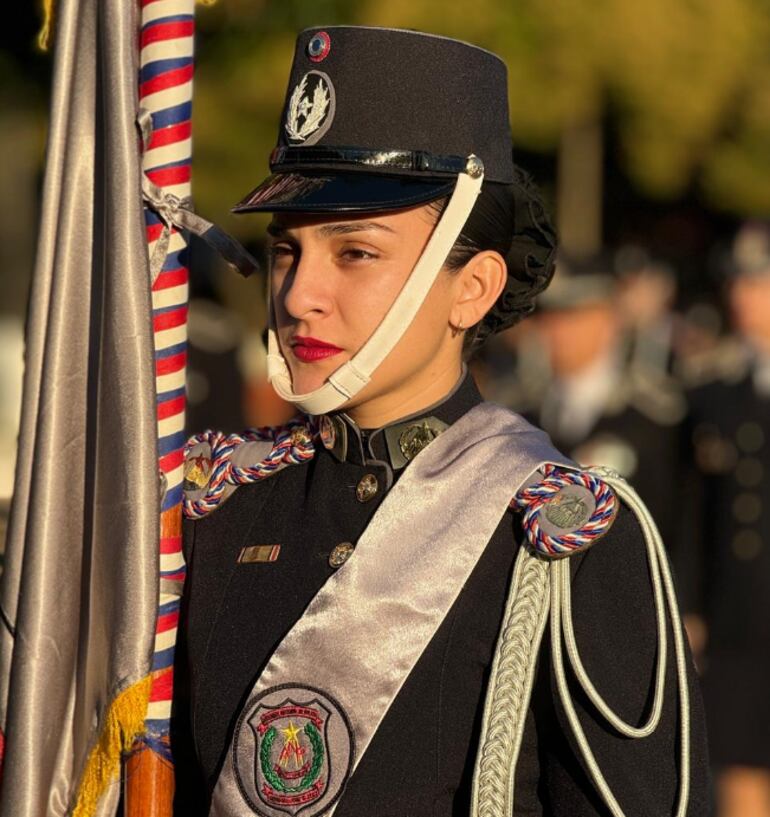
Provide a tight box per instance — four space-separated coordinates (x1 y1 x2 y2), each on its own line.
266 220 396 239
316 222 395 237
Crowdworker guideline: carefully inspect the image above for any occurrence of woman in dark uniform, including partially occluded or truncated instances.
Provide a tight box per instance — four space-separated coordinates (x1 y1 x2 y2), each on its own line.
176 26 710 817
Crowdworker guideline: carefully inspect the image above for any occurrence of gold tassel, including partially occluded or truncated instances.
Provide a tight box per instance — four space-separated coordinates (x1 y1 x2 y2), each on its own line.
72 675 153 817
37 0 55 51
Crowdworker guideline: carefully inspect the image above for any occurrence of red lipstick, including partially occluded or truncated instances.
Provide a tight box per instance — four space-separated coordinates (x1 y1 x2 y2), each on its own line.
291 335 344 362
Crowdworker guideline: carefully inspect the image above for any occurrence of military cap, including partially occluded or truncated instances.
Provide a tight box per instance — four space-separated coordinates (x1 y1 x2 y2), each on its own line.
232 26 514 213
537 252 616 311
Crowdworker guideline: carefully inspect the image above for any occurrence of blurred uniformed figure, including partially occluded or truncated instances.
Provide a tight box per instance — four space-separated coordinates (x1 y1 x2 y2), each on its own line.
615 245 679 377
490 253 686 545
676 222 770 817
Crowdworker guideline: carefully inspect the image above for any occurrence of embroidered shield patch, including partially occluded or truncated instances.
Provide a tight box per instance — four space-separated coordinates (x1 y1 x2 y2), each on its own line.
233 685 354 817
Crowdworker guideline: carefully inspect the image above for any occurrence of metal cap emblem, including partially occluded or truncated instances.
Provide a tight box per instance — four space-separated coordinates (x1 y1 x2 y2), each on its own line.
285 71 336 146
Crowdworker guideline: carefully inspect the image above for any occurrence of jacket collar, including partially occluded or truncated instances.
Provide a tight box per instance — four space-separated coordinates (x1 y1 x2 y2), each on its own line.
317 368 483 470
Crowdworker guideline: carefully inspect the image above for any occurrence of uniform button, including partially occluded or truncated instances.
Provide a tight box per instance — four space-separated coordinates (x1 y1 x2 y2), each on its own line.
329 542 355 568
736 457 764 488
732 492 762 524
732 529 762 560
736 421 764 453
356 474 379 503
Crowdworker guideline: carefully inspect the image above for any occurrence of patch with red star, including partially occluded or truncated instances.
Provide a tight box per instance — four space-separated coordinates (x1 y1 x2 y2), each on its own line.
233 684 354 817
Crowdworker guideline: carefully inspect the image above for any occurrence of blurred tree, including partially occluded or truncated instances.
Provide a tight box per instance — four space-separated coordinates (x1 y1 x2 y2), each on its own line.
192 0 770 252
358 0 770 248
0 6 48 315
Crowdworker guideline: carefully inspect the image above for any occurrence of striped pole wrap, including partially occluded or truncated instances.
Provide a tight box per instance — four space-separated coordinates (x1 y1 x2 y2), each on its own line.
183 420 317 519
514 465 617 558
129 0 194 810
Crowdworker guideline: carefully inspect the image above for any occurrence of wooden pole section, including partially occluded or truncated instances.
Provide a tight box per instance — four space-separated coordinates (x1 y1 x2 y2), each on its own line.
126 0 194 813
556 117 604 258
124 508 180 815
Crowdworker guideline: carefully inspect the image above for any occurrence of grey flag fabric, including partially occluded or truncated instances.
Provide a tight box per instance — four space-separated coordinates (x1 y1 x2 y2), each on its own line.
0 0 159 814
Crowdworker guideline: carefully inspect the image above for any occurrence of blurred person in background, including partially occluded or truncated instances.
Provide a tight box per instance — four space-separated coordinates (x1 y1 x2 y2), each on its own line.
676 222 770 817
615 244 678 377
491 253 686 546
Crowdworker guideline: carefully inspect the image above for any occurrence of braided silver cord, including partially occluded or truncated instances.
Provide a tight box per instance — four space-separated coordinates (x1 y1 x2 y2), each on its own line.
550 468 691 817
470 548 551 817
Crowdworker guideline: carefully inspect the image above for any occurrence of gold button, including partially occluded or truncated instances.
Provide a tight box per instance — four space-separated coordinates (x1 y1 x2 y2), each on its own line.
329 542 355 568
356 474 379 503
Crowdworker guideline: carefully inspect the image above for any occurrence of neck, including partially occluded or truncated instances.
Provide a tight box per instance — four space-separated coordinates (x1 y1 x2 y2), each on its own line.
345 358 464 429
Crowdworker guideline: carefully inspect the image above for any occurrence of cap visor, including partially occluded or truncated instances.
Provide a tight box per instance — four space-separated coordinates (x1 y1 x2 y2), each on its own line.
232 171 456 214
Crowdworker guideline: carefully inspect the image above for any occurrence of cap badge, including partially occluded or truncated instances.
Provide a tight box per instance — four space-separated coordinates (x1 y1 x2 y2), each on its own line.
285 70 336 146
307 31 331 63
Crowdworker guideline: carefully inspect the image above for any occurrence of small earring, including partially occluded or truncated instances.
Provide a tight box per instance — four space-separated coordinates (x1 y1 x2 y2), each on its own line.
452 319 464 338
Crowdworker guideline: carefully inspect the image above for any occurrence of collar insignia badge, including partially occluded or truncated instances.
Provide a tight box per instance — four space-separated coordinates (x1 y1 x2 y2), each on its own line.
399 421 442 462
319 415 336 450
285 71 336 146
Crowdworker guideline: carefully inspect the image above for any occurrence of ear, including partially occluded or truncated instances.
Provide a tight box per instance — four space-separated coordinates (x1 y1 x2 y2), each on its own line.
450 250 507 330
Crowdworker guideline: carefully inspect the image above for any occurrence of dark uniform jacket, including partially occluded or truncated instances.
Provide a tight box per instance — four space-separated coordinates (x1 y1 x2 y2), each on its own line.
677 350 770 768
174 374 710 816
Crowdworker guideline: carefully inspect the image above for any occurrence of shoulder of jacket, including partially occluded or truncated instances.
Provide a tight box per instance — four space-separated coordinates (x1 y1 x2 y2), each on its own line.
511 464 621 559
183 419 316 520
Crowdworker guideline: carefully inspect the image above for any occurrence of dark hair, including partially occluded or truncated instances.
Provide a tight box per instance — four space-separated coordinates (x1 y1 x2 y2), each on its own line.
430 166 557 356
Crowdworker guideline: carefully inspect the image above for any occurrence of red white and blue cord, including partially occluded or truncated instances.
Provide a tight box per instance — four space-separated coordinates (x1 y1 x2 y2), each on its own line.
183 420 317 519
514 464 618 558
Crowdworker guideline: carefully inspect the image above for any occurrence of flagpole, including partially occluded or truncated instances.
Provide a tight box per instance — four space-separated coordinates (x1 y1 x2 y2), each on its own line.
126 0 195 813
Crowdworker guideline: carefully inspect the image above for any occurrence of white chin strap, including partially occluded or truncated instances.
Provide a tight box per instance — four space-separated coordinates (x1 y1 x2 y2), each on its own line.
267 156 485 415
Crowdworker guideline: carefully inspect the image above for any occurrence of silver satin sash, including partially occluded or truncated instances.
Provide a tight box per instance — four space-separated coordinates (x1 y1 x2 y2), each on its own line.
209 403 571 817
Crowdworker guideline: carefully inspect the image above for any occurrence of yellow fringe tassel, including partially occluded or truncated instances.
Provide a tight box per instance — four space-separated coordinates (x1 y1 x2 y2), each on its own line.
39 0 215 51
37 0 55 51
72 675 153 817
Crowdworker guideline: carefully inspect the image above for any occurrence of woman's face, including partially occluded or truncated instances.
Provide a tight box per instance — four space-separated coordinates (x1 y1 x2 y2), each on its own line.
267 204 465 420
